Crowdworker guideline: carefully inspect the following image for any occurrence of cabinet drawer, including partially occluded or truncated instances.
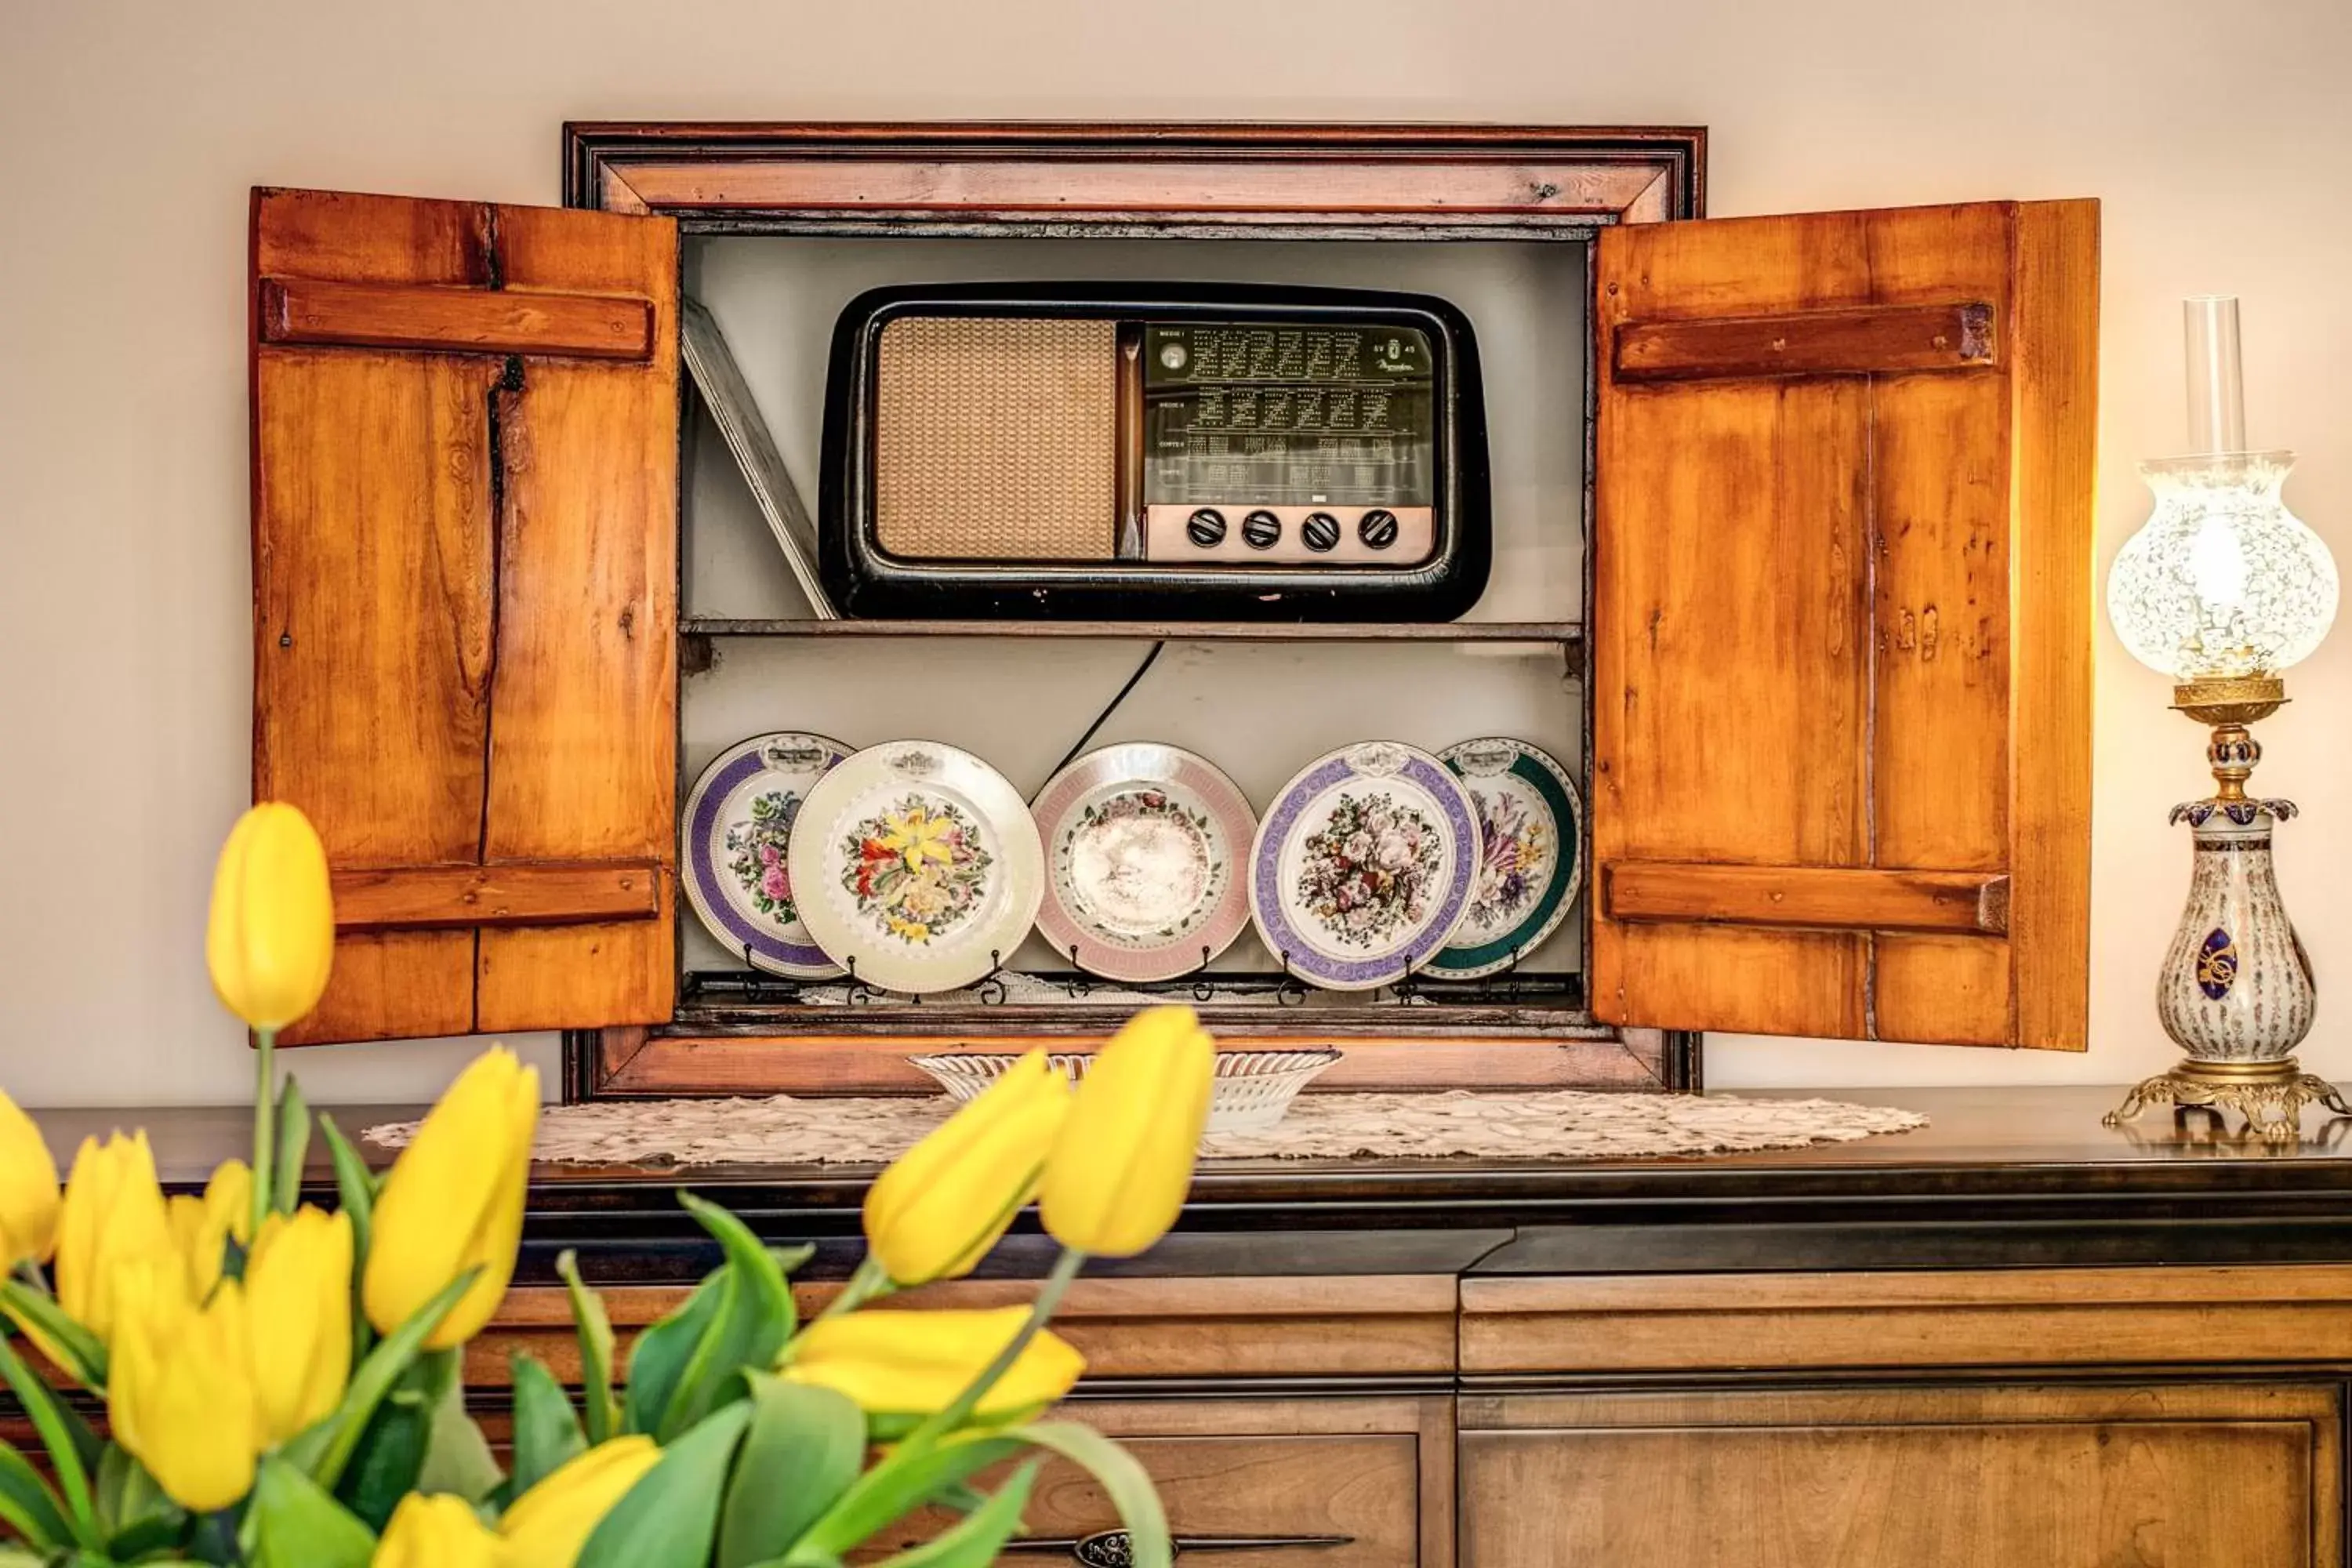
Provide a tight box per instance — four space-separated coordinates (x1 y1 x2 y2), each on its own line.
863 1397 1445 1568
1459 1383 2341 1568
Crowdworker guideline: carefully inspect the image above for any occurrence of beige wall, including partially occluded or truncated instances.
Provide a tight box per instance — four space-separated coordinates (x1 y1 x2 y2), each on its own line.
4 0 2349 1106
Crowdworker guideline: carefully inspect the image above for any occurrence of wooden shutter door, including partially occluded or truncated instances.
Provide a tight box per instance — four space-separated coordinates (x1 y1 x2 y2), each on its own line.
251 187 678 1044
1589 200 2097 1049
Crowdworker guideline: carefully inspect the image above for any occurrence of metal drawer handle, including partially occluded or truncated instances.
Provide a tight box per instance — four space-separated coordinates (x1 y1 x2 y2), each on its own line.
1005 1530 1354 1566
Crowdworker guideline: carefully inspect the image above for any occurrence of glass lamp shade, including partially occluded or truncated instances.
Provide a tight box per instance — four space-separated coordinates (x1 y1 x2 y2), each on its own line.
2106 450 2338 681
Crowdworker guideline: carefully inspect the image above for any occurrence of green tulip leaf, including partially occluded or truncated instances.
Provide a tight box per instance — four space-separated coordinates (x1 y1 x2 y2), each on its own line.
1004 1422 1171 1568
623 1272 726 1440
575 1400 753 1568
0 1330 96 1548
0 1440 70 1550
659 1195 797 1433
769 1243 818 1277
557 1250 620 1446
315 1114 378 1365
329 1385 429 1535
505 1352 586 1501
860 1460 1039 1568
243 1455 378 1568
273 1075 313 1215
294 1266 479 1492
716 1374 864 1566
415 1350 503 1503
0 1281 108 1392
786 1433 1029 1561
95 1439 180 1553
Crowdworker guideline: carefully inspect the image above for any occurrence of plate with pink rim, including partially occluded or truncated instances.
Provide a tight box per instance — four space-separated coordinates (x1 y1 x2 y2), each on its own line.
680 731 852 981
1248 741 1480 991
787 739 1044 995
1031 742 1258 984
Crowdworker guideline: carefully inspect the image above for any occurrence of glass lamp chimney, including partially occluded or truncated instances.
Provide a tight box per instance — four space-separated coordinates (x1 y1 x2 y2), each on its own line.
2183 296 2247 456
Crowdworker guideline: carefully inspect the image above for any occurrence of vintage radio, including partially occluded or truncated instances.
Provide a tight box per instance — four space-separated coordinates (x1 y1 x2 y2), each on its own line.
819 284 1489 620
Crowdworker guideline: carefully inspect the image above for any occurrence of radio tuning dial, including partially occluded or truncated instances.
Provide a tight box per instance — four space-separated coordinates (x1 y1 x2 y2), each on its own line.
1358 509 1400 550
1301 512 1341 553
1241 510 1283 550
1185 508 1227 547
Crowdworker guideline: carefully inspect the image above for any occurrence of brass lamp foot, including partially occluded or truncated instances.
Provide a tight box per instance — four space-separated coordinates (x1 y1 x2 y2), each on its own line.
2105 1058 2352 1145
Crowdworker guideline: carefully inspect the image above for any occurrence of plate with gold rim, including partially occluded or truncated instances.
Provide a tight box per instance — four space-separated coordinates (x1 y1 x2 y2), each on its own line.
1032 742 1258 984
1429 737 1582 978
1248 740 1479 991
681 731 851 981
787 739 1044 995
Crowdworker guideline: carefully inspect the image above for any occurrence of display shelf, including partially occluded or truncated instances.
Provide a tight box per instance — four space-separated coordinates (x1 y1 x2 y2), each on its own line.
680 617 1583 643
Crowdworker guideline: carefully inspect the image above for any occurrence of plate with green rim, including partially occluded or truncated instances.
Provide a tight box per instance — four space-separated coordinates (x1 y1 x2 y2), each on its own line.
1428 737 1583 979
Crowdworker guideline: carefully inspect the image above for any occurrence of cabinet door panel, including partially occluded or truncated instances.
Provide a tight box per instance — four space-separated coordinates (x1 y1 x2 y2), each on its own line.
250 187 680 1044
1590 199 2097 1049
1461 1385 2338 1568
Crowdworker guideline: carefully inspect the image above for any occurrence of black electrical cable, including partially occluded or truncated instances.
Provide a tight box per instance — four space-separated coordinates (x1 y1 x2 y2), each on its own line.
1044 641 1166 782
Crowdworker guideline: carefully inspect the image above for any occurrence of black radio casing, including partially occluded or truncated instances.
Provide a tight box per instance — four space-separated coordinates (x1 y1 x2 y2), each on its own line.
818 282 1490 622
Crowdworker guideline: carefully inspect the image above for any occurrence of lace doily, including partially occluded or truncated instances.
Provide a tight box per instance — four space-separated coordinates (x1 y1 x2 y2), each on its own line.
364 1091 1925 1168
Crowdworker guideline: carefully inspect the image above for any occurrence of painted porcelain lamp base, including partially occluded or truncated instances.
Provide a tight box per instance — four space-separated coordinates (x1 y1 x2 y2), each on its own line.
2105 681 2344 1144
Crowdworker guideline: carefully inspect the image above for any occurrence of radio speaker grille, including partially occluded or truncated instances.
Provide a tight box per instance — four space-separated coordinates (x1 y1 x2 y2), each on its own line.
874 317 1117 561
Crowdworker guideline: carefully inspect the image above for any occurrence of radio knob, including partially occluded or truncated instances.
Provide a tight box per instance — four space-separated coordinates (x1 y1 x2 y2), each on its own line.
1358 509 1400 550
1241 510 1283 550
1301 512 1341 553
1185 508 1227 548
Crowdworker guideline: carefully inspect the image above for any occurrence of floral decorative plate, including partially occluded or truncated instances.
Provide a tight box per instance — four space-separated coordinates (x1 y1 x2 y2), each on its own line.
1429 738 1584 978
1248 741 1479 991
1031 743 1258 984
680 731 852 980
786 739 1044 995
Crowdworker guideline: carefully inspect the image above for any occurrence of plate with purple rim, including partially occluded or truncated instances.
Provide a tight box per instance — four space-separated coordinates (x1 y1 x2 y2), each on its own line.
1429 738 1583 979
681 731 852 980
1248 741 1480 992
1032 742 1258 985
788 739 1044 995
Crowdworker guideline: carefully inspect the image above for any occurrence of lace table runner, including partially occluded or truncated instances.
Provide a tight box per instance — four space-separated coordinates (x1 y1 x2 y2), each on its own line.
365 1091 1926 1167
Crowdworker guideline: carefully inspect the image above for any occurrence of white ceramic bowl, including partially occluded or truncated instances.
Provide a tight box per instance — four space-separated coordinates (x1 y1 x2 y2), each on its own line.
906 1048 1343 1134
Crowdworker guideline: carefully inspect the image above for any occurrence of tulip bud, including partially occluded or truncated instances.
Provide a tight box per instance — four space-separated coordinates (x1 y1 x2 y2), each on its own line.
108 1272 262 1512
498 1434 660 1566
374 1492 503 1568
865 1050 1069 1285
1040 1006 1214 1258
205 803 336 1032
244 1205 353 1441
0 1093 60 1271
364 1047 539 1350
54 1131 174 1343
165 1158 252 1301
782 1306 1084 1422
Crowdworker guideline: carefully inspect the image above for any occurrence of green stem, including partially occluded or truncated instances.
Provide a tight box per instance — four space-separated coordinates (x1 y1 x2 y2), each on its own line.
251 1026 277 1240
811 1256 893 1327
902 1247 1084 1453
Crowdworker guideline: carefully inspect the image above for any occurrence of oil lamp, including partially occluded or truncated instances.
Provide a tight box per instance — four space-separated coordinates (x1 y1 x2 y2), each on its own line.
2105 297 2344 1139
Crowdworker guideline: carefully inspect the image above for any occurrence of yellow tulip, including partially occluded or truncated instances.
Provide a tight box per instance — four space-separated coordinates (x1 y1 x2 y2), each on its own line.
375 1492 505 1568
864 1050 1069 1285
206 802 336 1032
108 1269 262 1512
165 1158 252 1301
245 1205 353 1441
54 1131 173 1343
498 1435 659 1566
364 1047 539 1350
0 1092 59 1270
1040 1006 1214 1258
782 1306 1083 1421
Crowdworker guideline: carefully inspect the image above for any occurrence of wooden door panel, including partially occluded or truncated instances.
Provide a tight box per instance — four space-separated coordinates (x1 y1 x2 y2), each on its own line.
1591 199 2097 1049
250 187 680 1044
1461 1385 2339 1568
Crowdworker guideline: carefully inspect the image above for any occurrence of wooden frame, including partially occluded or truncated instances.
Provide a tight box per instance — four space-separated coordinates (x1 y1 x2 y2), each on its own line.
558 122 1708 1102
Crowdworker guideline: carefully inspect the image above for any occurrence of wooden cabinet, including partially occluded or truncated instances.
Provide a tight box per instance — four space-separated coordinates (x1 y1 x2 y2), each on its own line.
1458 1385 2341 1568
244 124 2100 1082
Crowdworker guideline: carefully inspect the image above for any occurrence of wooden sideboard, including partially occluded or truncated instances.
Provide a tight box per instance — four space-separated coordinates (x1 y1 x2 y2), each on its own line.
39 1084 2352 1566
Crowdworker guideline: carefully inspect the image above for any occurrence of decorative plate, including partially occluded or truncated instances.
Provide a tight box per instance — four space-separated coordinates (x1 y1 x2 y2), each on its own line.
1429 738 1584 978
907 1049 1343 1134
680 731 852 980
1031 743 1258 984
1248 741 1479 992
786 739 1044 995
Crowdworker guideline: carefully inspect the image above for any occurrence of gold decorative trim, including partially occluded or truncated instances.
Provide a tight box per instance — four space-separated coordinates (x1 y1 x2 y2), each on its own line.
2104 1057 2352 1145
